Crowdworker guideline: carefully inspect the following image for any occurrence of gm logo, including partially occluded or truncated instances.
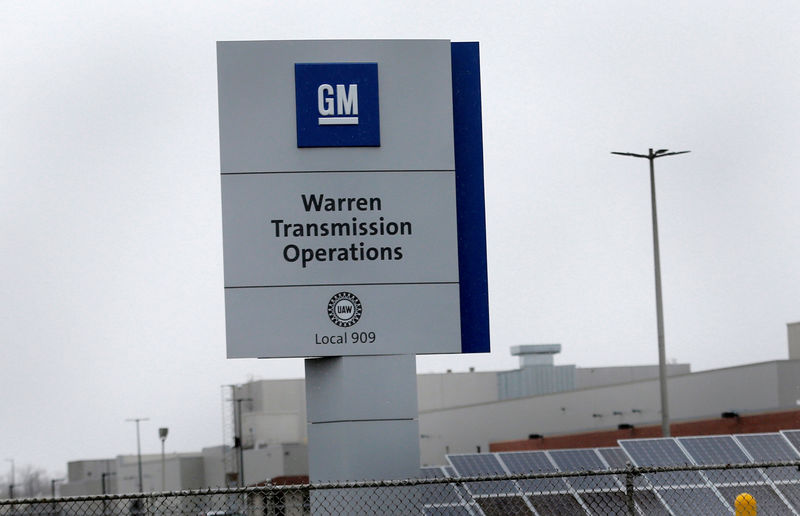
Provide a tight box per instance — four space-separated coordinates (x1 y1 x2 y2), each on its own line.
294 63 380 147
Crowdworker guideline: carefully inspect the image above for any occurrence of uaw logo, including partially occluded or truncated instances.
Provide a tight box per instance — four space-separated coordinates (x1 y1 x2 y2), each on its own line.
327 292 363 327
294 62 380 147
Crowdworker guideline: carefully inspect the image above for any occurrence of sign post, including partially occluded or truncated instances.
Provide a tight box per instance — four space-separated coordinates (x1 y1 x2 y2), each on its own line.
217 39 488 491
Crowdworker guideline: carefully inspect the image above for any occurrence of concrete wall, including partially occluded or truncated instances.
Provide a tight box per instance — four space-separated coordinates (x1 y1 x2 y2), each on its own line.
417 370 498 411
116 453 204 494
178 456 205 490
243 445 285 485
777 360 800 407
282 443 309 477
201 445 230 488
66 459 116 482
789 322 800 360
239 379 308 446
419 361 787 466
62 459 117 494
242 443 309 485
238 371 499 444
574 363 690 389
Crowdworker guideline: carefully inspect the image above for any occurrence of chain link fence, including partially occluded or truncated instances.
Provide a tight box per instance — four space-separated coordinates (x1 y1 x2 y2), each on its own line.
1 461 797 515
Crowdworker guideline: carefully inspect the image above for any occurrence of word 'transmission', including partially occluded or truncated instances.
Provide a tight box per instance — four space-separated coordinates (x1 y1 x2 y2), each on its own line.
271 194 413 268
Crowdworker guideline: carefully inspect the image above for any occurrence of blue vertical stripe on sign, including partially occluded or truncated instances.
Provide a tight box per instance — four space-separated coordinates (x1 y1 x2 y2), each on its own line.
452 42 490 354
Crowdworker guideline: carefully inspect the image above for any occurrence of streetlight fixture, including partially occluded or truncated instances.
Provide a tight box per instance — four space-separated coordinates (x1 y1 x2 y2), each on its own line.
611 148 690 437
125 417 149 492
158 427 168 492
4 458 13 499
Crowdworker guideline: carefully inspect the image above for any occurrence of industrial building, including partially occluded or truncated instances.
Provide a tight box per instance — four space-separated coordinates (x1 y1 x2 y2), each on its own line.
60 322 800 494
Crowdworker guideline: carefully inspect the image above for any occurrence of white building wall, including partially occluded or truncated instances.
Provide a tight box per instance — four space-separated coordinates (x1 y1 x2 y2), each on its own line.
237 371 500 443
776 360 800 407
575 363 690 389
116 453 205 494
417 371 498 411
419 361 784 466
788 322 800 360
239 379 308 446
201 445 230 488
242 446 285 485
61 459 117 495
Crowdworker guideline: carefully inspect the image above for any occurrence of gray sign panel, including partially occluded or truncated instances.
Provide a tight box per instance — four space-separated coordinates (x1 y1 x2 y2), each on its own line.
225 283 461 358
218 40 465 358
217 40 454 174
221 171 459 287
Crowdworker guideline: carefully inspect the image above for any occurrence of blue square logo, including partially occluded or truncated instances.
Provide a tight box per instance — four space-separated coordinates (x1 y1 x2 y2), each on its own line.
294 63 380 148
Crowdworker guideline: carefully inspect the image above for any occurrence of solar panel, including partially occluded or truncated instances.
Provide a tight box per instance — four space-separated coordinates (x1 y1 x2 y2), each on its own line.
548 448 606 471
596 447 629 469
496 451 568 494
677 435 764 484
657 487 731 515
418 467 467 505
577 491 630 514
620 438 706 487
775 483 800 512
448 454 507 477
421 467 447 478
526 493 585 515
548 448 620 490
447 454 517 496
549 448 670 513
734 433 800 482
781 430 800 454
595 446 652 488
422 505 475 516
716 485 795 514
633 490 671 515
475 496 534 515
735 433 800 461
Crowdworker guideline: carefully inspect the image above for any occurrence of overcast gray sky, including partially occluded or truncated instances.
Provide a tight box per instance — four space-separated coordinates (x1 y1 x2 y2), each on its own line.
2 1 799 476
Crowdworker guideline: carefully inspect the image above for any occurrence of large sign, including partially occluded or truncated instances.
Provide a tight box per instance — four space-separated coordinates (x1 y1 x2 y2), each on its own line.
217 40 488 358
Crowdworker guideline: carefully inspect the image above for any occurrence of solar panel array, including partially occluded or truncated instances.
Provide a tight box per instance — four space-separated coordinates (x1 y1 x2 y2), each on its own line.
417 430 800 515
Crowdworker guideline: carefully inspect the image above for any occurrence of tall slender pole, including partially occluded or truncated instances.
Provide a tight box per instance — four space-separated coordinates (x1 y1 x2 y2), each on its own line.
648 153 670 438
51 478 64 498
5 458 13 499
126 417 149 492
158 427 168 492
161 439 165 491
235 397 253 487
611 148 690 437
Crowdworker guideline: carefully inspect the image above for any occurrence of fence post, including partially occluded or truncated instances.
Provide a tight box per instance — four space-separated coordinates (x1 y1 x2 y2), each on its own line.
625 462 636 516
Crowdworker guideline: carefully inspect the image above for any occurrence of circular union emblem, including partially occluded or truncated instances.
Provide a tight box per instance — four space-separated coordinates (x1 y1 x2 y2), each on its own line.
327 292 363 327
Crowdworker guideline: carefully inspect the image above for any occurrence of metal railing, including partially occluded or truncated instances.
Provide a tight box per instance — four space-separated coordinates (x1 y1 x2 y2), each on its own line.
2 461 798 515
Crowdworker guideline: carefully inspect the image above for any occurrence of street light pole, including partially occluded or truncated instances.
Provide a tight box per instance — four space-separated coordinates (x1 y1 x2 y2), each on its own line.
125 417 149 492
50 478 64 498
234 397 253 487
611 148 690 437
4 458 13 499
158 427 168 492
